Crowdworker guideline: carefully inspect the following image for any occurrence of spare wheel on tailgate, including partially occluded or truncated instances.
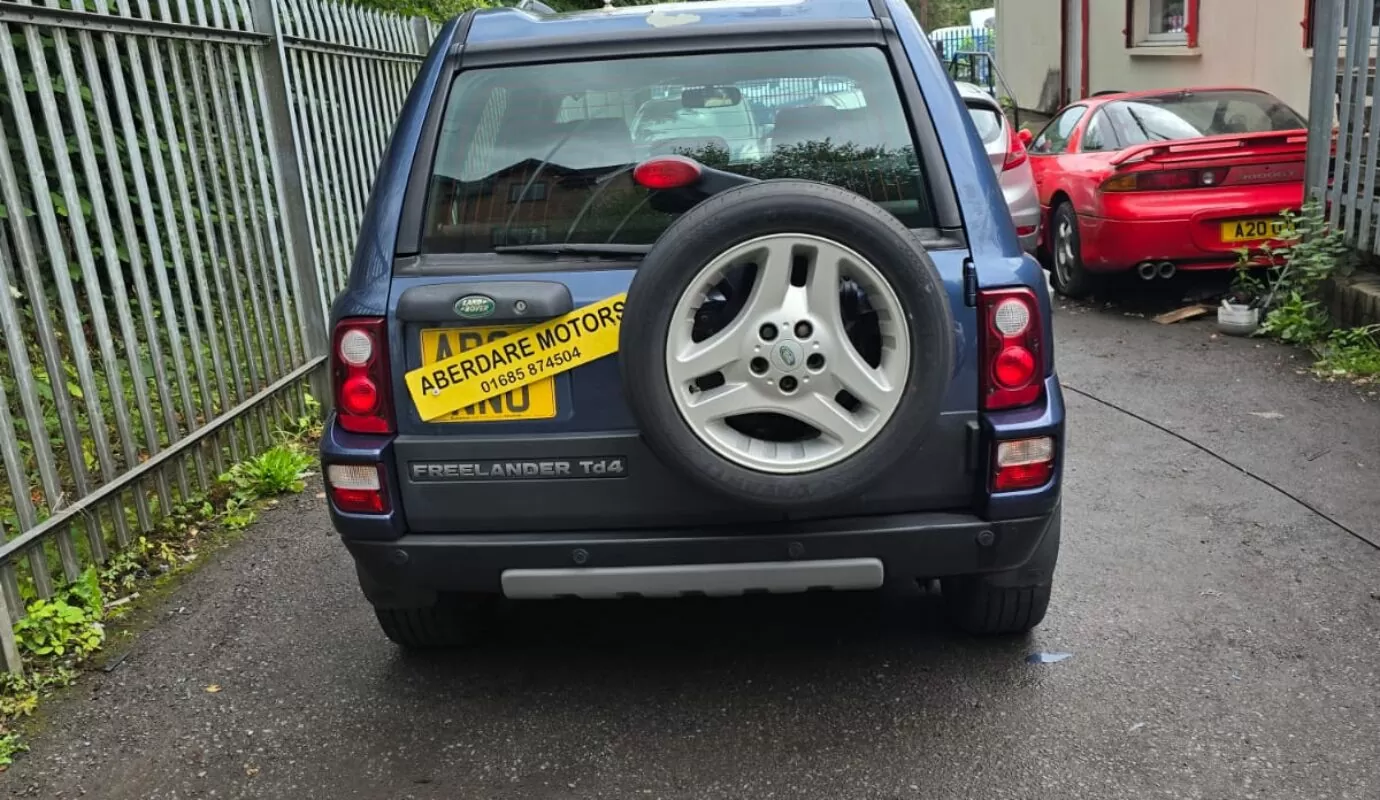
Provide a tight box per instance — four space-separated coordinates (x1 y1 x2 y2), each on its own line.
620 179 955 508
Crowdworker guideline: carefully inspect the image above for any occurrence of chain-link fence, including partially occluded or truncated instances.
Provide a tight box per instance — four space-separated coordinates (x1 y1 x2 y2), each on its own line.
0 0 435 673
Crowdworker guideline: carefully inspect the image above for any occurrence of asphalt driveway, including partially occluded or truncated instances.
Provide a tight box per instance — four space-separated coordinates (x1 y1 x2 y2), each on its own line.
4 295 1379 799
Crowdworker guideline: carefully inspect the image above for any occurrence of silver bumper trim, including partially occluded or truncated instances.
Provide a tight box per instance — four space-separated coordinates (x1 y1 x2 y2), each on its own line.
500 558 885 599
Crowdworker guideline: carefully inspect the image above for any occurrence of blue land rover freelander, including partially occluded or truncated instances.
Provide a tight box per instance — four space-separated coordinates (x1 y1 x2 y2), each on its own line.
321 0 1065 647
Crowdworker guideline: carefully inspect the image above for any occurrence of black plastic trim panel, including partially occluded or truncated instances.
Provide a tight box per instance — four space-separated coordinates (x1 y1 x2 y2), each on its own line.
395 281 573 323
347 506 1060 600
461 22 885 64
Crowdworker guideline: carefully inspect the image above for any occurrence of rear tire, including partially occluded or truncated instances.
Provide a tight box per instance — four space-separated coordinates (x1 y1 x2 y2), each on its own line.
941 510 1060 636
373 595 494 649
1048 202 1097 300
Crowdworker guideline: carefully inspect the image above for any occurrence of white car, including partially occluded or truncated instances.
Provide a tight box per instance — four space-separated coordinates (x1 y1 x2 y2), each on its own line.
955 81 1039 253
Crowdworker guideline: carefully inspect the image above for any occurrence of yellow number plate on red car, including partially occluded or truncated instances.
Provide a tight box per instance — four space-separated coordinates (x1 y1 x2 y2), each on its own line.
1221 217 1295 244
419 326 558 422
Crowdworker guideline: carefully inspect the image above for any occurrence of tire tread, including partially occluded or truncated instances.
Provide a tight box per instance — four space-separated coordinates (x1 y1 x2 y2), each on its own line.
944 581 1051 636
373 600 488 649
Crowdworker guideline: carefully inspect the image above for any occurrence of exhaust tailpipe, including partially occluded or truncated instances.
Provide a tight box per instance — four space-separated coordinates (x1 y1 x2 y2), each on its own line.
1157 261 1176 279
1137 262 1157 280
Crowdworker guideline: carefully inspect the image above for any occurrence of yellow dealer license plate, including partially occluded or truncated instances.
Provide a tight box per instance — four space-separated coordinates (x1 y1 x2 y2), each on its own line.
419 326 558 422
407 294 626 423
1221 217 1294 243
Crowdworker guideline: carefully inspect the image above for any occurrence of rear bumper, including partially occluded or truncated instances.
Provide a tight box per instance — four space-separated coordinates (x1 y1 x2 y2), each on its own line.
327 376 1065 606
347 505 1062 605
1080 216 1238 272
1078 186 1303 272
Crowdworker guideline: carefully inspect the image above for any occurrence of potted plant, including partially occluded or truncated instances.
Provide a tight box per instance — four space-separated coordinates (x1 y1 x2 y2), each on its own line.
1219 248 1265 336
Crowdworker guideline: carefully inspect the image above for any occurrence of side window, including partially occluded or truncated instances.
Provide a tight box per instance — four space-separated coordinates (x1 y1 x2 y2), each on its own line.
1031 106 1087 155
1080 110 1115 152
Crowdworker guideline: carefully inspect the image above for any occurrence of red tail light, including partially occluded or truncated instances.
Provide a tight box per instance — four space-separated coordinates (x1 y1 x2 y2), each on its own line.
1003 124 1029 171
1102 167 1228 192
326 464 390 514
993 437 1055 491
633 156 702 190
979 287 1044 410
332 317 394 434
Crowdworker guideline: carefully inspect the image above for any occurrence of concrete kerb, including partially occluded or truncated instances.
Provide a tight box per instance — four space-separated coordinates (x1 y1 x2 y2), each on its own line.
1323 269 1380 330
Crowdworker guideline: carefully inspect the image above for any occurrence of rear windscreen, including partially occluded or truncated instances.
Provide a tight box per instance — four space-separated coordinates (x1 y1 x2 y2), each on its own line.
423 47 934 253
1106 91 1306 147
964 103 1004 145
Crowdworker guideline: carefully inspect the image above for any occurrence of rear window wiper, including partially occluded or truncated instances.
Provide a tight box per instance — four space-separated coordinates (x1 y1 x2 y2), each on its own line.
491 243 651 257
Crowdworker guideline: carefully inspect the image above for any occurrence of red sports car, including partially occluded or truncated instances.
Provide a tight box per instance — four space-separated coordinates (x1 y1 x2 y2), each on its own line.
1021 87 1308 298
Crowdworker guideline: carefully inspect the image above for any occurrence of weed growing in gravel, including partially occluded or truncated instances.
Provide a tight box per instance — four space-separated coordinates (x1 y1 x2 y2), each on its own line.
1313 325 1380 381
219 444 316 531
0 732 26 767
0 568 104 768
1234 204 1380 382
14 568 105 660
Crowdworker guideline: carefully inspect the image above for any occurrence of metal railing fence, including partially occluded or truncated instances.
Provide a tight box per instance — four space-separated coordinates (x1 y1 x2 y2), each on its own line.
930 28 995 91
0 0 434 673
1307 0 1380 252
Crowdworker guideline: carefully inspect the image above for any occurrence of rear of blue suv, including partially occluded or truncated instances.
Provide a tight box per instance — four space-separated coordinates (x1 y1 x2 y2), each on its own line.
322 0 1065 647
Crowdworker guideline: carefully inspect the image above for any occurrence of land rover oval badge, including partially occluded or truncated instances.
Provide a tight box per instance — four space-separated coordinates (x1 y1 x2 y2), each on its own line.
778 344 797 367
455 295 496 319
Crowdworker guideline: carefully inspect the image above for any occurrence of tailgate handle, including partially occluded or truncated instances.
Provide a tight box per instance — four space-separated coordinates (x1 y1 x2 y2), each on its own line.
395 281 574 324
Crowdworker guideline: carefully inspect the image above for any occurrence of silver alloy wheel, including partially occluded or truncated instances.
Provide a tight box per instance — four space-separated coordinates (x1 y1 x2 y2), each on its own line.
664 233 911 474
1054 213 1076 286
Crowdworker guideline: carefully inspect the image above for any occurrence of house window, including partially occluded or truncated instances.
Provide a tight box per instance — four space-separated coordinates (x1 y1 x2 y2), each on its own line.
508 181 547 204
1126 0 1198 48
1147 0 1187 40
1304 0 1380 48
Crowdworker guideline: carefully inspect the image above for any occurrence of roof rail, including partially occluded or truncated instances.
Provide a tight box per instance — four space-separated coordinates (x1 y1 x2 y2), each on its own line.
517 0 558 14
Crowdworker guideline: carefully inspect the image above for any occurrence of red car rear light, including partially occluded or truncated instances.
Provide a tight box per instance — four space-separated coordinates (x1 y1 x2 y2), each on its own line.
1102 167 1229 192
326 464 390 514
1002 123 1029 171
979 287 1044 411
993 436 1055 491
332 317 394 435
633 155 702 190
